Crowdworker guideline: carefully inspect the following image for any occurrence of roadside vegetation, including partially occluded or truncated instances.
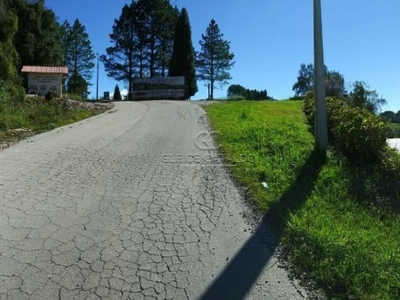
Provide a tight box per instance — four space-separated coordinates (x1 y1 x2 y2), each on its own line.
204 100 400 299
0 84 107 147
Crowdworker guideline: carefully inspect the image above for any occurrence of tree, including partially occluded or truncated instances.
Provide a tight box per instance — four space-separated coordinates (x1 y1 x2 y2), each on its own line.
169 8 197 99
292 63 345 98
380 110 397 123
292 63 314 97
101 3 137 99
325 70 346 98
227 84 246 99
113 84 122 100
0 0 19 83
67 72 88 97
227 84 269 100
12 0 63 67
132 0 178 77
61 19 95 95
196 19 235 100
348 81 386 114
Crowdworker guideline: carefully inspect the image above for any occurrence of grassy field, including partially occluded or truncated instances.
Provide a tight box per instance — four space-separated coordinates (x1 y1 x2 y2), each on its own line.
204 100 400 299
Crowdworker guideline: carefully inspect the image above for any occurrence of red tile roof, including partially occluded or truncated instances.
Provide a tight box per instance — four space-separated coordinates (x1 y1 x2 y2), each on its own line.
21 66 69 75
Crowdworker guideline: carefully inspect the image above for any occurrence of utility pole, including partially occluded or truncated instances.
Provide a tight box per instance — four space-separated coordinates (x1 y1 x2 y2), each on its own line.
314 0 328 151
96 53 99 101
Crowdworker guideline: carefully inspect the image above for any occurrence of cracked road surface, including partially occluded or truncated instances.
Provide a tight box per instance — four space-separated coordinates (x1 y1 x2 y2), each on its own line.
0 101 308 299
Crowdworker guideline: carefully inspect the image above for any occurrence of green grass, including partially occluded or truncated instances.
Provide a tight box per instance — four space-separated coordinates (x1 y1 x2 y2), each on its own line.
204 100 400 299
0 96 103 144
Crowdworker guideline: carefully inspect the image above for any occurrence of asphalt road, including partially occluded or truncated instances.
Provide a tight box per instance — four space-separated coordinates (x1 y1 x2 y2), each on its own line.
0 101 308 299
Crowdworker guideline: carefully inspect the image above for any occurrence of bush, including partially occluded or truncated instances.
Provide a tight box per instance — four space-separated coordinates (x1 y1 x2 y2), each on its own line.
303 94 386 162
331 106 386 161
45 91 57 101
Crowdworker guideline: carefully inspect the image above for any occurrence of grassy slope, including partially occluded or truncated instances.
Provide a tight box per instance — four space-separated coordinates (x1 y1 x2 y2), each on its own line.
204 100 400 300
0 97 105 144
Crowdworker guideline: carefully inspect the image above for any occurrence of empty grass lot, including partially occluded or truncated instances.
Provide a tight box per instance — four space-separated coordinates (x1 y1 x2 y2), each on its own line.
204 100 400 300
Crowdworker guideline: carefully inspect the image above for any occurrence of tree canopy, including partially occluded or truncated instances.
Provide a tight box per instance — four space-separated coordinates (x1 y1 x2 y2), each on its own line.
348 81 386 114
292 63 345 98
101 0 179 99
169 8 197 99
61 19 95 96
0 0 64 98
196 19 235 100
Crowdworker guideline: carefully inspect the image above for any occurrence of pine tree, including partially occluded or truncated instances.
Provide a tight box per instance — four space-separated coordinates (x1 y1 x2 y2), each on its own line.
196 19 235 100
62 19 95 95
113 84 122 101
169 8 197 99
102 4 138 99
134 0 178 77
103 0 178 90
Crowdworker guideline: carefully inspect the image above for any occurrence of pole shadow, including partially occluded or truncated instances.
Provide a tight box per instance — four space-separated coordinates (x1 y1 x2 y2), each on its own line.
200 149 326 300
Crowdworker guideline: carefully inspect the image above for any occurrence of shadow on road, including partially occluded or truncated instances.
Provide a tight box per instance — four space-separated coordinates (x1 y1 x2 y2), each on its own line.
200 149 326 300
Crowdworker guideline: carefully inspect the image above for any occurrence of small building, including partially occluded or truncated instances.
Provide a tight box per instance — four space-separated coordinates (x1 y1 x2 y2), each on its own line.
21 66 68 97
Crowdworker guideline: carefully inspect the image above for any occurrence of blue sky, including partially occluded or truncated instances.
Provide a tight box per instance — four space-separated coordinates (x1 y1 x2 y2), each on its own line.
47 0 400 111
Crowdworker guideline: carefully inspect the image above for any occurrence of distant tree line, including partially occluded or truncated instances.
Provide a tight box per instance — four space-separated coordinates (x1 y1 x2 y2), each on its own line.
380 111 400 123
227 84 271 100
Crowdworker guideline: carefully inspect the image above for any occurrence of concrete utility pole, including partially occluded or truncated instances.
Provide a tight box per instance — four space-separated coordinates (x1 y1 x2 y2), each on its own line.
313 0 328 151
96 53 99 101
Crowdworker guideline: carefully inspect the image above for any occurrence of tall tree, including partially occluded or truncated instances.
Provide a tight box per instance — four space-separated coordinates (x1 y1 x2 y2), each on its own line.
325 70 346 98
292 63 314 97
113 84 122 100
102 0 178 99
196 19 235 100
349 81 386 114
12 0 63 67
292 63 345 98
169 8 197 99
156 1 179 77
0 0 19 83
62 19 95 95
134 0 178 77
101 3 138 99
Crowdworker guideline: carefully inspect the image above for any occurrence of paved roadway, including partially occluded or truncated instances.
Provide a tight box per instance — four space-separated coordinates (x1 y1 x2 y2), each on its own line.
0 101 308 299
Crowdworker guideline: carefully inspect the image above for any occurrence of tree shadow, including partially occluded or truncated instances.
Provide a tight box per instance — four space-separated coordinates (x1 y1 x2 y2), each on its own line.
199 149 327 300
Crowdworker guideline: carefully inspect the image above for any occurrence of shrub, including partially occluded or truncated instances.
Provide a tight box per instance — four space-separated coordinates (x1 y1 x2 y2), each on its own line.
45 91 57 101
331 105 386 161
303 94 386 162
